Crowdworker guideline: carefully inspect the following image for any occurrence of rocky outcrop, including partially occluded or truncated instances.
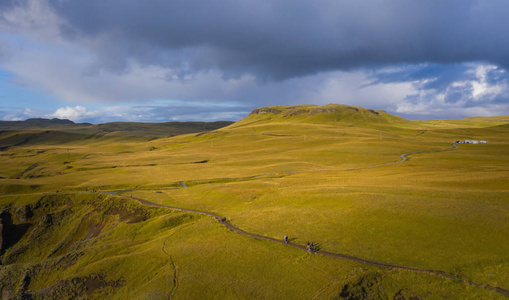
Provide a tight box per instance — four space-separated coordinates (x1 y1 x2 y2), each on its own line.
16 206 33 223
249 104 384 118
249 107 283 115
308 106 344 115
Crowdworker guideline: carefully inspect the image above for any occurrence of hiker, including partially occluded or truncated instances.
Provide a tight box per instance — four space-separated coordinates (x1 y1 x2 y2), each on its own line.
284 235 288 244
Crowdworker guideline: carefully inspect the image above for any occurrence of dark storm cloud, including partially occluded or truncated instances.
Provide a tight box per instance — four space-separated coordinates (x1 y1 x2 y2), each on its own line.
18 0 505 80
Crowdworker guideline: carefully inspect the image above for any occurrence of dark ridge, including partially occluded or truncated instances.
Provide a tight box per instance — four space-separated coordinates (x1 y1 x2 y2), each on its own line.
0 118 91 130
26 118 75 125
0 119 233 132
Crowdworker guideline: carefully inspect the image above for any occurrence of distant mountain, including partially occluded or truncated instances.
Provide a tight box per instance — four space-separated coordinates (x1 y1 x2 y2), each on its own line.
0 118 233 134
0 119 234 150
0 118 91 130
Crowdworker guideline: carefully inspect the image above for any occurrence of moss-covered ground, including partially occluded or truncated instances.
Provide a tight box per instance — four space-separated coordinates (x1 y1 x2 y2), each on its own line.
0 104 507 299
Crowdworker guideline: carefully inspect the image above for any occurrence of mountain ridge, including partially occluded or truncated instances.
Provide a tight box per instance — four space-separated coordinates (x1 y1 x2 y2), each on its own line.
239 103 410 127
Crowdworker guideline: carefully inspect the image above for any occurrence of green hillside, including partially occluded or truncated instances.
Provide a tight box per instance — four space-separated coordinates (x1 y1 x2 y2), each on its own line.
0 120 233 151
236 103 410 127
0 104 508 299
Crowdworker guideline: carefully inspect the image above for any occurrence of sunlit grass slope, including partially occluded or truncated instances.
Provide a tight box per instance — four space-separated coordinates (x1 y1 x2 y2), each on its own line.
0 193 503 299
0 104 508 298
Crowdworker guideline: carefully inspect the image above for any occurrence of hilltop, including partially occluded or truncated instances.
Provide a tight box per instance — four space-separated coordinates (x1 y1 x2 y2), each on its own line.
238 103 410 126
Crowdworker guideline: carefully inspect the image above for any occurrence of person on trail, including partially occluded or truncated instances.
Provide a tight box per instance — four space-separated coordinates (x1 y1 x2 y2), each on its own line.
284 235 288 244
309 242 314 253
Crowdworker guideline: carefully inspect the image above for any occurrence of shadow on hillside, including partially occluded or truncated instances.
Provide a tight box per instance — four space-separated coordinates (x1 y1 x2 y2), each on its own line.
0 211 32 256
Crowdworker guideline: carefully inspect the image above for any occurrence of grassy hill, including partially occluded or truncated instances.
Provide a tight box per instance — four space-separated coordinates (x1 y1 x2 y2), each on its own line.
236 104 410 128
0 119 233 151
0 104 507 299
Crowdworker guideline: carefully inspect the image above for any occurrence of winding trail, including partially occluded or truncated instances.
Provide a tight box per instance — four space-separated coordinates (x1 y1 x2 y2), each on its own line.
102 143 508 297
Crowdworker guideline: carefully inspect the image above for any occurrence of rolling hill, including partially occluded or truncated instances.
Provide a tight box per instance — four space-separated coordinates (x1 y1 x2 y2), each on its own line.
0 119 233 151
0 104 507 299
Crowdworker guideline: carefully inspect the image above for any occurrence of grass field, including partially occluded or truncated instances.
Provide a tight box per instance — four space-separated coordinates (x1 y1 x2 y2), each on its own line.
0 104 507 299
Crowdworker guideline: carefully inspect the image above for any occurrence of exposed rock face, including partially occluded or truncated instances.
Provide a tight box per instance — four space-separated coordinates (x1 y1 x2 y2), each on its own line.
308 107 344 115
282 108 309 116
16 206 33 223
249 104 383 117
249 107 283 115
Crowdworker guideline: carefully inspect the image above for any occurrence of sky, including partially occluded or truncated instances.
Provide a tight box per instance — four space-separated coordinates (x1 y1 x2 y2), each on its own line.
1 0 509 123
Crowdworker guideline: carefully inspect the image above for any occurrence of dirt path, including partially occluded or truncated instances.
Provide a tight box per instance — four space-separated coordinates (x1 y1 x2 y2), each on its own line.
103 143 508 297
109 190 509 297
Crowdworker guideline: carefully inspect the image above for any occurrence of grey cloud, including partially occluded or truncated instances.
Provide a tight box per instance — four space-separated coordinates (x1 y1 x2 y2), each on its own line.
17 0 505 80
